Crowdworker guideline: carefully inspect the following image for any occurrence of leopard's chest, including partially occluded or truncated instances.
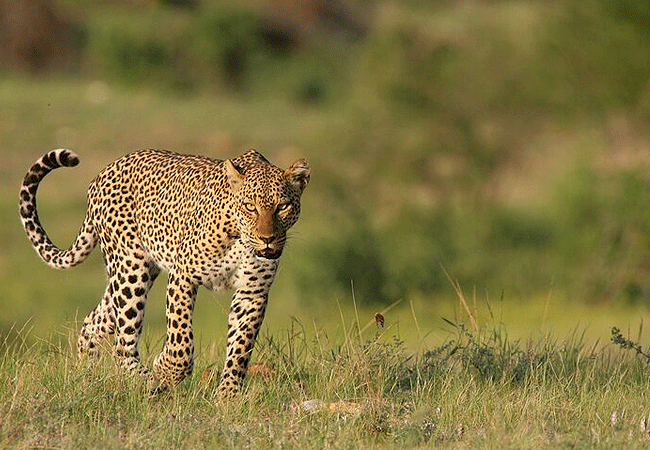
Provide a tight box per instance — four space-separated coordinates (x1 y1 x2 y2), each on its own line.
200 239 279 292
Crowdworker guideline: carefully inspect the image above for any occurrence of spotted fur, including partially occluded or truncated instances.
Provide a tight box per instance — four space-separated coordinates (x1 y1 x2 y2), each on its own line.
19 148 310 395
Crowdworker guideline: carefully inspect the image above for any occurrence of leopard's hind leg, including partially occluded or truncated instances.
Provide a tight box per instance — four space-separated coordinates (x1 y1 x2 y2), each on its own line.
111 255 160 373
78 255 160 374
77 277 116 357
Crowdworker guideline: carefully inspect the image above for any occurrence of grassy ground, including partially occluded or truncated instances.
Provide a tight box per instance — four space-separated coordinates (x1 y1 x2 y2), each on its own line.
3 319 650 449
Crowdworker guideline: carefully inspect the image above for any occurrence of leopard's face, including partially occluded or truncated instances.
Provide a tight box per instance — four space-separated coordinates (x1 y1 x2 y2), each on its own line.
226 157 310 260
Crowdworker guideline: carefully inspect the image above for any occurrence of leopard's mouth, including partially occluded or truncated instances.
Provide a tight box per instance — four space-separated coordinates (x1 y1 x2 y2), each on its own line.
254 247 282 259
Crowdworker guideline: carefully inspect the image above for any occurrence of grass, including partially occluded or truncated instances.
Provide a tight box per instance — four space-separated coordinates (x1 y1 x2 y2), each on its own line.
2 312 650 449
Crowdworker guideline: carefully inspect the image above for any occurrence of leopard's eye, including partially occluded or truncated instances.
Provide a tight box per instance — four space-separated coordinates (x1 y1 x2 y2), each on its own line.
244 202 257 212
276 202 291 212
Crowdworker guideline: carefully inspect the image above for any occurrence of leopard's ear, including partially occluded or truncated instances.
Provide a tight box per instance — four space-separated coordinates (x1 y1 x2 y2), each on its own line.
285 159 310 195
225 159 245 192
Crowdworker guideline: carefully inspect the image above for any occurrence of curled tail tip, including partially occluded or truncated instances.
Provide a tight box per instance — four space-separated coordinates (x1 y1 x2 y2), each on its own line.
48 149 80 167
38 149 80 170
21 149 80 195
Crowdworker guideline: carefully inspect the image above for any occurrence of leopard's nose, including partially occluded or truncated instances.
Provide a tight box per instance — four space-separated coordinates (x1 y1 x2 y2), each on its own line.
260 235 275 245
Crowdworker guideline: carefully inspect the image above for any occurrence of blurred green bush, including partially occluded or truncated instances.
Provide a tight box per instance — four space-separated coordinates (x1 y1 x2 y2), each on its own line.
78 0 650 118
6 0 650 306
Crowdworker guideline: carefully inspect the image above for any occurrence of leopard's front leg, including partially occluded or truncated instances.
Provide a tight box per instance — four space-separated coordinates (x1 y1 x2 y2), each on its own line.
218 287 269 396
152 271 198 388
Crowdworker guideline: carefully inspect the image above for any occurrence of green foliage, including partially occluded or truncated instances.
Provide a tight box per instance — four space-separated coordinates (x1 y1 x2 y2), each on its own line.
86 9 196 89
382 207 457 296
298 212 391 305
84 2 341 96
158 0 197 8
537 0 650 113
192 5 261 89
554 166 650 303
61 0 650 114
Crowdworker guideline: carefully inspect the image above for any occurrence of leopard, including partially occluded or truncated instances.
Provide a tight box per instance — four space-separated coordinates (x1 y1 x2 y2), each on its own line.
19 148 310 395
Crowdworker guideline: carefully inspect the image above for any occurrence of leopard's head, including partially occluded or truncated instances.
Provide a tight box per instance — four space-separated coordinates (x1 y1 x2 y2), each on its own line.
225 150 310 259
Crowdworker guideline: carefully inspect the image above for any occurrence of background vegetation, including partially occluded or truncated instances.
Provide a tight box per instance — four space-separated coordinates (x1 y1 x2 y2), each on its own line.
1 0 650 446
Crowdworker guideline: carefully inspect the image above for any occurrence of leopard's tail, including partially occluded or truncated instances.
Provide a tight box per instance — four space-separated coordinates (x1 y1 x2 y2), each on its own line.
19 149 98 269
